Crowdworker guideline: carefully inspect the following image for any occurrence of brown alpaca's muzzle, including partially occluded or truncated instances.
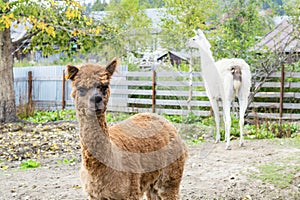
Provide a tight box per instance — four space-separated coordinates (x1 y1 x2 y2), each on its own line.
88 90 106 115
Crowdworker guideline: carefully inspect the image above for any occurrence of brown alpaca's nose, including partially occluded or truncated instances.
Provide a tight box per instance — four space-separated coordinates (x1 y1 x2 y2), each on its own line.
90 94 102 104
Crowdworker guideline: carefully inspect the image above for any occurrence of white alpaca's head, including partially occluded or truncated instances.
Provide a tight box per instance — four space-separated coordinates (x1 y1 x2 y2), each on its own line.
186 29 211 50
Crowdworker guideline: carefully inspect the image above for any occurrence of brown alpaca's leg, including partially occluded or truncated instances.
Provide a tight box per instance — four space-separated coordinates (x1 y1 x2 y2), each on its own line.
158 155 186 200
147 183 180 200
158 187 180 200
146 185 161 200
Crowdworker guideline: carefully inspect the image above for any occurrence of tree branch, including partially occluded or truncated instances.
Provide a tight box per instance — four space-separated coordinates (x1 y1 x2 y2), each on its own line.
12 31 39 46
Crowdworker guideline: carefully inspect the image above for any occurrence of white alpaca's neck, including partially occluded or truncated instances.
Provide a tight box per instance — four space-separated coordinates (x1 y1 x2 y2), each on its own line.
198 47 215 72
197 44 223 99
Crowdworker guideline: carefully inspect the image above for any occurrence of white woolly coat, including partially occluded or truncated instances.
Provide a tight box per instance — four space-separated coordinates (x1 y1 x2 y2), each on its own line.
214 58 251 101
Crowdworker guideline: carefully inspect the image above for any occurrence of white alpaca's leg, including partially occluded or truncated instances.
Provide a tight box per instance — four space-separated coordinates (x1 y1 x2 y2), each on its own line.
238 97 248 147
210 99 221 143
223 99 232 150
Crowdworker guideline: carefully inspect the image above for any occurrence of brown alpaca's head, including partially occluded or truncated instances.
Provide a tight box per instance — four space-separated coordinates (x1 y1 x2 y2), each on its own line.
65 58 117 116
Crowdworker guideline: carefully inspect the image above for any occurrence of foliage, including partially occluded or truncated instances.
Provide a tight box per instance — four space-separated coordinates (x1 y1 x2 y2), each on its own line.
20 159 41 169
20 109 136 124
13 54 84 67
22 109 76 123
246 122 299 139
188 114 299 140
93 0 152 62
0 0 112 57
161 0 219 51
210 0 275 62
163 112 202 124
139 0 165 8
284 0 300 27
92 0 108 11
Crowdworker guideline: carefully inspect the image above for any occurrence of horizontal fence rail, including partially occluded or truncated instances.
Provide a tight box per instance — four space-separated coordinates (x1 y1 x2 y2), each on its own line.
13 66 300 120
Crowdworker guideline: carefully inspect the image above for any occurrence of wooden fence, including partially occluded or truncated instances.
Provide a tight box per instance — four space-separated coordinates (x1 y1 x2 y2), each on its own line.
14 69 300 121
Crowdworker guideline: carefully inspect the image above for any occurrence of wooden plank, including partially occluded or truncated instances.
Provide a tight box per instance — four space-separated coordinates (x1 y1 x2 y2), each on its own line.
128 98 211 107
156 81 204 87
269 72 300 78
15 77 63 81
112 89 207 97
155 109 210 116
123 72 152 77
248 112 300 120
156 72 202 77
122 71 203 78
254 92 300 98
111 80 153 86
256 82 300 88
249 102 300 109
107 106 211 117
156 90 207 97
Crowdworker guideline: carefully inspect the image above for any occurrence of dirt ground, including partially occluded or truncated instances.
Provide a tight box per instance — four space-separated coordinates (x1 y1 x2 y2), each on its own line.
0 137 299 200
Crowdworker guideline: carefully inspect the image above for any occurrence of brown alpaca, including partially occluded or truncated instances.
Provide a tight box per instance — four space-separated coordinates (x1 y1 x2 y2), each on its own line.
65 58 188 200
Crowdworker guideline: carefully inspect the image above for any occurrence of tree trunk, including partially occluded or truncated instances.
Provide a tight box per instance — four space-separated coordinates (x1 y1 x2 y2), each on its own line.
0 28 17 123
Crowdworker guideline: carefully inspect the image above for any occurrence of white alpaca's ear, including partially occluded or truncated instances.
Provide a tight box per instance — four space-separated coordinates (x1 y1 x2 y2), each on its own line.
65 65 79 81
106 57 118 76
196 29 204 36
193 29 197 35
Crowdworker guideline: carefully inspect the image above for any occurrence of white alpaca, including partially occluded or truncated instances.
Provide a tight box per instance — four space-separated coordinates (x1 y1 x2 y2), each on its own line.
186 29 251 149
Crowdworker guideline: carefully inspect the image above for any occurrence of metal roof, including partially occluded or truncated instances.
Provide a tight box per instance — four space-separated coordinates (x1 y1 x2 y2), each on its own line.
254 18 300 53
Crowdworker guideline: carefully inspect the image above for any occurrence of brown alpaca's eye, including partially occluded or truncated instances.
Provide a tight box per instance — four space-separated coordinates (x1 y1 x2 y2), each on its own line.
101 85 108 95
77 87 87 96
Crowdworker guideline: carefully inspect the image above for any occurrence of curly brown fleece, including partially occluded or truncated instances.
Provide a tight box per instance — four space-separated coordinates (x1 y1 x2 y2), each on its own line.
66 58 188 200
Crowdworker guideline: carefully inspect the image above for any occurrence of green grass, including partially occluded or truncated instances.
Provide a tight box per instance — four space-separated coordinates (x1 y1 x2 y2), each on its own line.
20 159 41 169
251 147 300 189
22 109 76 123
19 109 299 141
253 162 300 188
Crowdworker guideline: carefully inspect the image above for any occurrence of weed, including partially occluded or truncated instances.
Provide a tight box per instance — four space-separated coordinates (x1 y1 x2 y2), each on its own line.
246 122 299 139
56 158 76 165
22 109 76 123
163 112 202 124
20 159 41 169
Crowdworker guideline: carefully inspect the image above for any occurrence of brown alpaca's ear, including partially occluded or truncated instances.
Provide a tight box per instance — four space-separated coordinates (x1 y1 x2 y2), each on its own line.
65 65 79 80
105 58 117 76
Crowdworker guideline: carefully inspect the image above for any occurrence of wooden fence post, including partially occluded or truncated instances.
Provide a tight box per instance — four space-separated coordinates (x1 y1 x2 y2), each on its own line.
62 70 66 110
279 63 285 124
28 71 33 109
152 69 156 113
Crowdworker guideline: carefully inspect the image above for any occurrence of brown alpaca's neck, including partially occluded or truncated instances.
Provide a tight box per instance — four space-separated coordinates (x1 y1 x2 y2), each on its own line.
79 112 110 138
96 113 109 137
78 112 113 167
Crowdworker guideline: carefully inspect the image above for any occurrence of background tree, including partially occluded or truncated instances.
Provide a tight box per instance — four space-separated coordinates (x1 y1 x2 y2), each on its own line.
210 0 275 62
94 0 152 62
92 0 108 11
139 0 165 8
161 0 219 51
0 0 111 122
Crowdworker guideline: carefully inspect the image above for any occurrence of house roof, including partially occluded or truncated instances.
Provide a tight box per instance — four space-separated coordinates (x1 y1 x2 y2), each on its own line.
254 18 300 53
157 51 189 61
